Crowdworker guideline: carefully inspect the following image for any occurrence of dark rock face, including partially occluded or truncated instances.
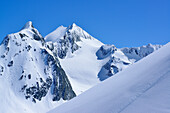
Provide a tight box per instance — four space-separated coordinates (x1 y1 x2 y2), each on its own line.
21 77 52 103
41 49 76 101
32 29 45 46
104 63 119 77
98 60 120 81
121 44 162 61
1 35 10 47
19 33 28 38
18 49 76 103
28 74 31 79
96 45 121 81
96 45 117 60
48 25 92 59
0 65 4 76
0 22 78 104
0 66 4 72
96 44 137 81
57 33 80 59
33 34 41 41
8 61 13 67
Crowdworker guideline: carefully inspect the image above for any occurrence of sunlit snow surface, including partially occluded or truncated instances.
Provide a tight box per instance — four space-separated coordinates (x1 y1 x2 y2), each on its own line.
0 21 163 113
49 42 170 113
45 26 67 42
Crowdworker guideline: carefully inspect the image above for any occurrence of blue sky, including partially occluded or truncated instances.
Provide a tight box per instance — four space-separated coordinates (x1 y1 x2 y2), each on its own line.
0 0 169 47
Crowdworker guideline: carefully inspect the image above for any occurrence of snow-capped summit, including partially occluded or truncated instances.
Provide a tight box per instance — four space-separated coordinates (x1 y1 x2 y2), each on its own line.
67 23 93 40
0 22 76 113
45 23 94 43
0 21 163 113
45 23 102 59
22 21 34 29
69 23 77 29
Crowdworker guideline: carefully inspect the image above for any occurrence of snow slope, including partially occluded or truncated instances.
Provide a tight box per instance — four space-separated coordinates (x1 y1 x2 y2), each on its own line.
45 23 106 95
45 23 162 94
48 42 170 113
59 38 105 94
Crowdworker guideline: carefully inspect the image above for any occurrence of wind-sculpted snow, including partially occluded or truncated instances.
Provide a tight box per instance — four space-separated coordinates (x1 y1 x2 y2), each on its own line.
48 42 170 113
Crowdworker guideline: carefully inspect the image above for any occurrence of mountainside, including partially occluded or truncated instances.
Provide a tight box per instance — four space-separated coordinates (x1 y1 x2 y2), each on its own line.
0 21 75 113
0 21 162 113
49 42 170 113
45 23 161 93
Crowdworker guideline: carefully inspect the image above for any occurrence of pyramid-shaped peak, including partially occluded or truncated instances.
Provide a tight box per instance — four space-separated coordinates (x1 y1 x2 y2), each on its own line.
72 23 77 27
22 21 34 29
69 23 80 29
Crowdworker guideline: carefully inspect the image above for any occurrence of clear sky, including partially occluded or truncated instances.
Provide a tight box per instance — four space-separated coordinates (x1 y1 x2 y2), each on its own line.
0 0 169 47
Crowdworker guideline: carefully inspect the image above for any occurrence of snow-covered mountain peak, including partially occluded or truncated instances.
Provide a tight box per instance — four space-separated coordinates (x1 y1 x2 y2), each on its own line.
70 23 77 28
22 21 34 29
45 23 102 59
0 21 164 113
67 23 93 40
68 23 84 32
0 21 77 113
45 23 94 42
17 21 45 44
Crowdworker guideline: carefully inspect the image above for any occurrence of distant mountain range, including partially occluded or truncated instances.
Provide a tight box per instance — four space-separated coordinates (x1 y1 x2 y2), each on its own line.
0 21 162 113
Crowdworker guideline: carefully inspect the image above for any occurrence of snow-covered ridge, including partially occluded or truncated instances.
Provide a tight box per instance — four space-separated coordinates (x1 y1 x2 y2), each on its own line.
45 23 93 43
121 43 162 62
0 21 163 113
45 23 103 59
48 42 170 113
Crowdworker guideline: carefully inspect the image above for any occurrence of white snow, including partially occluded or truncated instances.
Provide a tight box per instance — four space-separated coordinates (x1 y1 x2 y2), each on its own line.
45 26 67 42
59 38 105 95
22 21 33 29
45 23 108 95
0 22 66 113
0 21 164 113
48 42 170 113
